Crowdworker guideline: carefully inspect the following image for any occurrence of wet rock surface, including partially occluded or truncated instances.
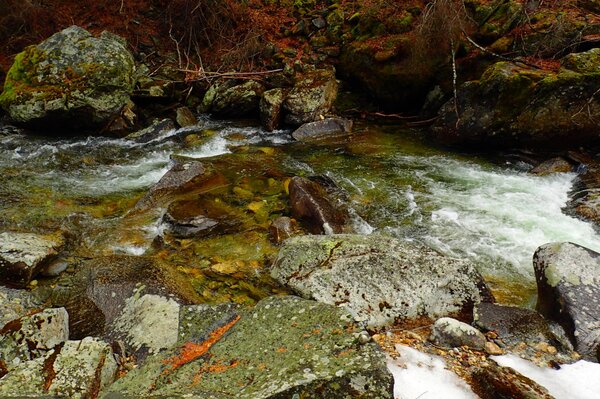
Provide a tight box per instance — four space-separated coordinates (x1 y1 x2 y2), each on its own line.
104 295 394 399
530 157 574 176
292 117 353 142
272 234 486 327
125 118 175 143
0 232 65 287
260 88 286 131
534 242 600 361
288 176 351 234
0 26 136 133
471 362 555 399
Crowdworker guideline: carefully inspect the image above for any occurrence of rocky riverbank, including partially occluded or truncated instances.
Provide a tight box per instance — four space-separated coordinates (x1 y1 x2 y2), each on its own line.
2 1 600 397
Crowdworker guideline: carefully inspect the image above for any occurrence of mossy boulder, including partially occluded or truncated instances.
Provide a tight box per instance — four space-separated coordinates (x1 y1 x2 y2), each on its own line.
283 68 339 125
431 50 600 149
201 80 264 118
0 26 136 133
103 295 394 398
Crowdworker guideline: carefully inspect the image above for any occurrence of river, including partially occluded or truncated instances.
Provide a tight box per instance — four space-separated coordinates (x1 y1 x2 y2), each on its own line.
2 119 599 305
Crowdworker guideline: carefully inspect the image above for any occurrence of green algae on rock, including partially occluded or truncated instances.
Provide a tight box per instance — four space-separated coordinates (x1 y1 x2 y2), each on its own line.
0 26 136 133
103 295 394 399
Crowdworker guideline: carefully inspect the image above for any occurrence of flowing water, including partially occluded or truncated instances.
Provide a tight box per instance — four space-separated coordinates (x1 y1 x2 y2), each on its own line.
2 119 600 305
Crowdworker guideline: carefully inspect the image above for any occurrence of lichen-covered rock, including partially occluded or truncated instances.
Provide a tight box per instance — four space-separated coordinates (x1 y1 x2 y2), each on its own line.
271 234 486 327
0 286 42 327
0 26 136 133
103 295 393 398
260 88 286 131
289 176 351 234
0 336 117 399
0 232 64 287
431 317 486 350
0 308 69 372
431 51 600 149
534 242 600 362
202 80 264 118
292 117 353 142
283 68 338 125
47 255 201 339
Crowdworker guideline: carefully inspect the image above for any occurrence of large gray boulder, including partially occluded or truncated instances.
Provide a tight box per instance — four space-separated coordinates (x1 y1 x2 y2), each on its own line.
283 68 338 125
0 232 64 287
0 26 136 132
103 295 393 399
271 234 487 327
534 242 600 361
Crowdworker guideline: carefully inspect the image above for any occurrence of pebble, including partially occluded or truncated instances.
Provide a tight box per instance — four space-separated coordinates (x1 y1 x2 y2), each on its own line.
485 341 504 355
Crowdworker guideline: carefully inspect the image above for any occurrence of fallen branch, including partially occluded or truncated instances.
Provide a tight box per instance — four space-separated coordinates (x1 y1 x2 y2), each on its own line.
179 68 284 82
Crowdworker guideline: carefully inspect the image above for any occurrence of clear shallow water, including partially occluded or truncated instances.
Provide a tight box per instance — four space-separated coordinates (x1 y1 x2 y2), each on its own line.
2 121 600 304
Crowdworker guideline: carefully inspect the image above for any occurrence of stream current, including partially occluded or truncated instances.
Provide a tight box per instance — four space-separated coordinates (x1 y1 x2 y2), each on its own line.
2 120 599 305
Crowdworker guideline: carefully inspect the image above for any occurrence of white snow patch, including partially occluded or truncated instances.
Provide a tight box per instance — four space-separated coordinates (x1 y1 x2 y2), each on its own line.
388 345 479 399
492 354 600 399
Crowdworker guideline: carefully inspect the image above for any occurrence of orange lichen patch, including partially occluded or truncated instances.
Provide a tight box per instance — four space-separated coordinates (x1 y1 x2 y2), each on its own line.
162 315 241 375
192 359 240 385
276 347 287 353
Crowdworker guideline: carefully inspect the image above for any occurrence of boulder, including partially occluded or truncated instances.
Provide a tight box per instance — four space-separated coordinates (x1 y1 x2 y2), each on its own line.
125 118 175 143
259 88 286 131
0 26 136 133
292 117 353 142
175 106 196 127
283 68 338 125
431 317 486 350
431 50 600 149
0 308 69 373
271 234 487 327
471 362 555 399
534 242 600 361
103 295 394 398
288 176 351 234
0 336 117 398
201 80 264 118
529 157 573 176
0 232 64 287
47 255 201 339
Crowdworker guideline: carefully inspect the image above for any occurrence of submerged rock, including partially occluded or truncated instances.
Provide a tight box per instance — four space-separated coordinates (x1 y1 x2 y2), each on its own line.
432 49 600 149
0 26 136 133
431 317 486 350
283 68 338 125
0 232 64 287
0 336 117 398
271 234 487 327
534 242 600 361
292 117 353 142
104 295 394 398
289 176 351 234
268 216 297 244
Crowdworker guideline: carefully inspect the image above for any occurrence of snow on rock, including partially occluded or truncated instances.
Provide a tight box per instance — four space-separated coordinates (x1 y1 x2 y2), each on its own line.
492 354 600 399
387 345 479 399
